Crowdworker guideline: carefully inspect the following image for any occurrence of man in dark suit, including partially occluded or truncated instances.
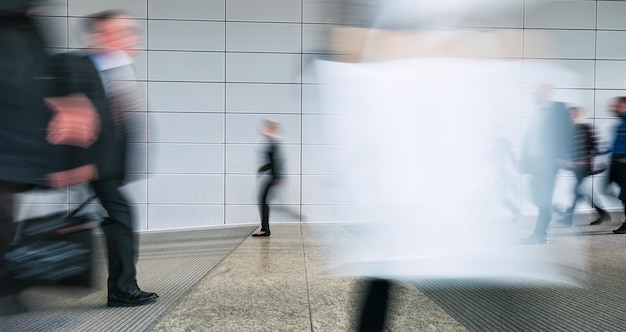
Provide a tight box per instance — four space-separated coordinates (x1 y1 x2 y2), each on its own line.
0 0 57 314
50 10 157 307
520 84 571 244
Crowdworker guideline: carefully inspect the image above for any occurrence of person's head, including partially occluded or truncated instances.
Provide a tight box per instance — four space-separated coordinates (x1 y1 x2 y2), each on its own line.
261 120 280 138
83 10 142 57
610 97 626 117
533 83 553 105
568 107 586 123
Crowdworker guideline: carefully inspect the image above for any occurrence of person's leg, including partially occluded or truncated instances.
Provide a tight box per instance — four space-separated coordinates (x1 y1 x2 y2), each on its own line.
254 178 273 236
612 162 626 233
523 168 558 244
589 174 611 225
561 168 586 226
357 278 390 332
0 181 32 314
91 180 136 293
91 179 157 306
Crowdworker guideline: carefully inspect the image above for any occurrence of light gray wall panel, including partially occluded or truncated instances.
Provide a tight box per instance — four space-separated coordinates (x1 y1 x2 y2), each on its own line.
226 0 301 22
226 144 300 174
226 53 301 83
524 0 596 29
302 0 344 24
149 143 224 174
148 21 225 51
597 31 626 60
598 1 626 30
68 0 147 18
148 0 225 20
226 22 301 53
148 51 225 82
148 174 224 204
596 61 626 89
149 113 225 143
524 30 596 59
226 83 301 114
149 82 225 112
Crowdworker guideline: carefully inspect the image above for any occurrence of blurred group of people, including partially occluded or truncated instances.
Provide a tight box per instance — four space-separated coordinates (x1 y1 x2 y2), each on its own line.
1 2 157 315
505 84 626 245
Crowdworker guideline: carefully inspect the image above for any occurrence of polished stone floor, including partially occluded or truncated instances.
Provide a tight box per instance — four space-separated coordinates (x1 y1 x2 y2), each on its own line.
6 215 626 331
150 223 465 332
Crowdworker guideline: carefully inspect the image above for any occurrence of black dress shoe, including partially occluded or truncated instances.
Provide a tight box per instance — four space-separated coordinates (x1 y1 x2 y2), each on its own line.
107 289 158 307
251 231 270 237
590 215 610 225
613 227 626 234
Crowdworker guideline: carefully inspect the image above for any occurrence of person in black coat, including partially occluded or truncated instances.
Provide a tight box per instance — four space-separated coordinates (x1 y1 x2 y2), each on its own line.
558 107 610 227
252 120 284 237
0 0 58 315
49 9 157 307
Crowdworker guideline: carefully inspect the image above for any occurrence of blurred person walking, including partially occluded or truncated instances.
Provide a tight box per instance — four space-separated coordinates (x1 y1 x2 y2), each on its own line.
0 0 58 315
606 97 626 234
520 84 571 244
558 107 610 227
49 10 157 307
252 120 283 237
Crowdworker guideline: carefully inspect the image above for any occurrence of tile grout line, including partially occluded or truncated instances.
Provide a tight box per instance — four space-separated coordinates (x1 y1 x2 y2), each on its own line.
300 223 315 332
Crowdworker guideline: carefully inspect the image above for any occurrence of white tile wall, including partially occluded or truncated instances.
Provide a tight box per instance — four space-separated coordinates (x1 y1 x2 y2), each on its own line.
524 0 596 29
225 144 300 174
456 0 524 28
596 61 626 89
37 0 626 230
148 174 224 204
226 83 301 114
226 0 301 23
149 82 225 112
597 31 626 60
148 21 225 51
148 0 225 21
148 51 225 82
148 143 224 174
226 53 301 83
524 30 596 59
302 24 334 54
149 113 225 143
68 0 147 18
226 22 301 53
597 1 626 30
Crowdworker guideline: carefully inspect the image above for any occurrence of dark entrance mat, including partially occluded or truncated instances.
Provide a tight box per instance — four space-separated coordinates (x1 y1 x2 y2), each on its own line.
0 226 256 332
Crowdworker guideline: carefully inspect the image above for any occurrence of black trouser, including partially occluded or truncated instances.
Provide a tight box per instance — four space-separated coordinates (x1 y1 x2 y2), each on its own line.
357 278 390 332
608 160 626 218
563 167 608 223
258 177 276 233
0 181 34 296
90 179 138 295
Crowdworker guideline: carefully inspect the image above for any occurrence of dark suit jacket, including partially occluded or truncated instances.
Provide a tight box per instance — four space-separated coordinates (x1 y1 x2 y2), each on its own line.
49 53 129 182
0 11 58 185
